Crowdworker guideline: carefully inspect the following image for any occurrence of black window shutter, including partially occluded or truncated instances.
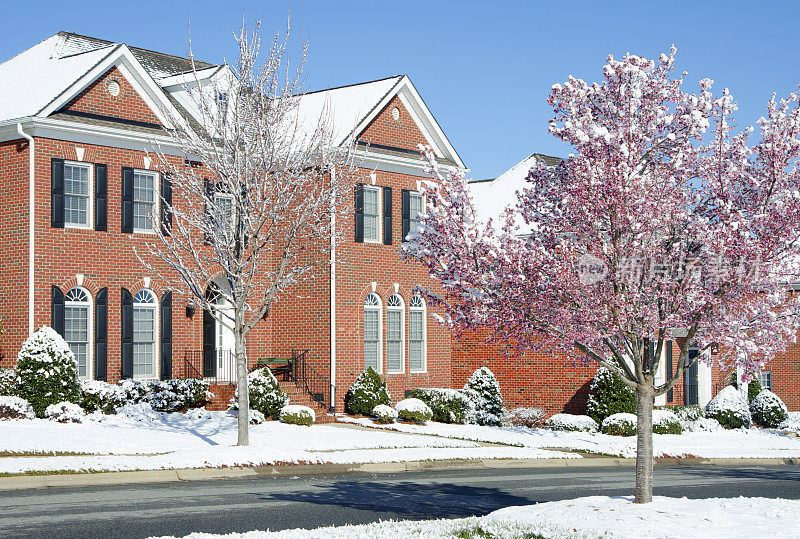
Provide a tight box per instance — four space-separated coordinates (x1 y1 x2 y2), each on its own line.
160 291 172 380
94 287 108 381
120 287 134 379
51 159 65 228
121 167 134 234
666 341 673 403
382 186 392 245
401 189 411 241
160 172 172 237
94 163 108 232
204 178 214 244
51 285 65 336
354 183 364 243
202 308 216 377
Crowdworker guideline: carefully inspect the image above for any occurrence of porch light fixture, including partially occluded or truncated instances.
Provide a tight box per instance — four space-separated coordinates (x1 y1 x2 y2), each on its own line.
185 303 196 319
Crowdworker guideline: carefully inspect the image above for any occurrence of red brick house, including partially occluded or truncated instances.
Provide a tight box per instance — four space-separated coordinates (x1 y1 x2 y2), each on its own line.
0 32 465 414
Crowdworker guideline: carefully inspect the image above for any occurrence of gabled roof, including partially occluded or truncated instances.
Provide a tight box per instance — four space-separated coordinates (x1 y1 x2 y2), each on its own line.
469 153 562 229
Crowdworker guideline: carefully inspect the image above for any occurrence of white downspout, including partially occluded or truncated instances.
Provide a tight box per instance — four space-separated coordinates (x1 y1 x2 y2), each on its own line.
17 123 34 336
329 165 337 414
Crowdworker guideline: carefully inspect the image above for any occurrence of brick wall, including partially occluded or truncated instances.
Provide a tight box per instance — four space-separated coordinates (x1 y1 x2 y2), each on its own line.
63 67 162 125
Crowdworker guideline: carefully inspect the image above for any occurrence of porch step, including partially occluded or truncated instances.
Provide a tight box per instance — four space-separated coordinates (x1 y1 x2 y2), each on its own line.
278 379 337 424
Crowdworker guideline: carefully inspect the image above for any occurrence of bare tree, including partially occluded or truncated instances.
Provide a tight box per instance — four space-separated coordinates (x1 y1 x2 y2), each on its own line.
140 20 353 445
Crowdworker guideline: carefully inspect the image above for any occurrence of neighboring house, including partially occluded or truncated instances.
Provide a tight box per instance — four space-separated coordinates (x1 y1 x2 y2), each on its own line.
461 154 731 414
0 32 464 413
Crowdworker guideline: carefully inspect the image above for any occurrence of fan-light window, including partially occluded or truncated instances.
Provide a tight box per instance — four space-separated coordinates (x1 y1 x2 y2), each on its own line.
386 294 404 373
65 287 91 378
409 294 426 372
133 289 157 378
364 293 382 372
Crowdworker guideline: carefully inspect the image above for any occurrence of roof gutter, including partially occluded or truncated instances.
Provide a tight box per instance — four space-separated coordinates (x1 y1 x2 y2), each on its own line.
16 122 34 336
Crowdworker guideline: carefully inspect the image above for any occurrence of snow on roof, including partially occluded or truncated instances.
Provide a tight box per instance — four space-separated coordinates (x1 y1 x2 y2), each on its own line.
292 76 402 146
0 34 115 123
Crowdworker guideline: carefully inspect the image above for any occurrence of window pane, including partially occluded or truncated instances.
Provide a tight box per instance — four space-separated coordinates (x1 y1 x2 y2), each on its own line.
64 164 90 226
133 306 155 376
364 215 379 242
387 310 402 372
409 310 424 371
133 172 155 231
65 305 89 377
364 188 378 217
364 309 379 370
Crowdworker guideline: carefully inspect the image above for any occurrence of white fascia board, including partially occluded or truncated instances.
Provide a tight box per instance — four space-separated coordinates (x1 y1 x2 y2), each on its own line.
156 66 222 88
352 148 460 178
0 117 188 157
37 45 180 129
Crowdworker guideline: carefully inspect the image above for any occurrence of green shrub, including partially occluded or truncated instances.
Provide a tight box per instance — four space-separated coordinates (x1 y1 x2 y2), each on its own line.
546 413 599 432
0 396 35 419
704 386 751 429
600 412 637 436
79 380 125 414
747 379 762 403
657 405 702 422
407 388 474 424
463 367 503 426
372 404 397 424
652 409 683 434
0 368 16 396
279 405 315 426
395 398 433 422
344 367 390 415
231 368 288 420
121 379 210 412
16 327 80 417
586 367 636 423
750 389 789 428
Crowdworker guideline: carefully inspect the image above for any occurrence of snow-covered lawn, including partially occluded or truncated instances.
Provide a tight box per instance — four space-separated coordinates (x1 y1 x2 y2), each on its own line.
341 416 800 459
153 496 800 538
0 409 575 475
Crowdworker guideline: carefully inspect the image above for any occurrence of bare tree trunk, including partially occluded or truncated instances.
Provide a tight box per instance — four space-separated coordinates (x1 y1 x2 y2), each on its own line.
634 379 654 503
235 318 249 446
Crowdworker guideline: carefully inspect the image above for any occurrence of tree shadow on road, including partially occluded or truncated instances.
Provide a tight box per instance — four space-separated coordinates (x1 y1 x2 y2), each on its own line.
264 479 541 520
672 465 800 484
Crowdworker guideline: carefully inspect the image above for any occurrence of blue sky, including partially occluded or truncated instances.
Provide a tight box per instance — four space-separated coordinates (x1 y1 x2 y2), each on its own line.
2 1 799 180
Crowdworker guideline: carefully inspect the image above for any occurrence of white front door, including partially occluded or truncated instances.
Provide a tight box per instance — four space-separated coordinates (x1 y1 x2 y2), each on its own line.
215 299 235 381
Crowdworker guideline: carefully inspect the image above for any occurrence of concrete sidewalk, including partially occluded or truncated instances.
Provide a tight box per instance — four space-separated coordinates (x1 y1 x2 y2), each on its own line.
2 455 799 491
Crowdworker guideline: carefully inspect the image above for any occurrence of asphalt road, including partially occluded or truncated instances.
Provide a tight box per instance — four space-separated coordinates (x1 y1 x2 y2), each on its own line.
1 465 798 538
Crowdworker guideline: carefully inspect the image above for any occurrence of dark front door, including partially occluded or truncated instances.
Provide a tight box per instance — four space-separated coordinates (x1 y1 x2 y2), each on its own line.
684 348 699 405
202 308 216 378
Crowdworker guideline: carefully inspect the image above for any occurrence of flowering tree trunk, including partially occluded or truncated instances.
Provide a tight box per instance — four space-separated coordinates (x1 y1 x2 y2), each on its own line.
139 20 352 446
405 48 800 503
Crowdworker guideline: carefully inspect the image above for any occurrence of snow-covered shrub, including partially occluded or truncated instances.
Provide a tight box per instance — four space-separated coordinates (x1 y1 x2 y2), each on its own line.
116 402 161 422
463 367 503 426
230 368 288 420
344 367 390 415
247 409 266 425
660 405 703 422
601 412 637 436
0 367 16 396
747 379 762 403
395 398 433 423
16 327 81 417
120 379 210 413
372 404 398 424
750 389 789 428
778 411 800 432
546 413 598 432
704 386 751 429
586 367 636 423
280 405 315 426
79 380 125 414
683 416 723 433
407 387 474 424
0 395 35 419
652 409 683 434
44 401 85 423
503 407 547 428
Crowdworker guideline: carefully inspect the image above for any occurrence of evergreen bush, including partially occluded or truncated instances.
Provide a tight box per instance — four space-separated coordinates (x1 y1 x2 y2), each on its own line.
230 368 288 420
601 412 637 436
121 379 210 412
463 367 503 426
395 398 433 422
79 380 125 414
44 401 86 423
15 327 80 417
0 367 16 396
280 405 315 426
750 389 789 428
344 367 390 415
747 379 762 403
372 404 398 424
407 387 474 424
704 386 752 429
546 414 598 432
586 367 636 423
0 396 35 420
652 409 683 434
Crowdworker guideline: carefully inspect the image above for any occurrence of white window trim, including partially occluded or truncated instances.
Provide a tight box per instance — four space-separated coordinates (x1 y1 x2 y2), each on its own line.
409 191 424 233
409 295 427 373
65 286 92 380
132 289 159 380
214 191 236 238
363 185 382 244
386 294 405 374
64 161 93 230
133 169 159 234
364 293 382 373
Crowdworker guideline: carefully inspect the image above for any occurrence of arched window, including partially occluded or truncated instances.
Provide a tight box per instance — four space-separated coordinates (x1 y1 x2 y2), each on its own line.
386 294 404 373
65 287 91 378
364 293 382 372
133 289 157 378
409 294 426 372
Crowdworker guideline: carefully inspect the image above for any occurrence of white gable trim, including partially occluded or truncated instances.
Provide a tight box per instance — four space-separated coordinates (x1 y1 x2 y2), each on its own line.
37 45 180 129
353 75 465 169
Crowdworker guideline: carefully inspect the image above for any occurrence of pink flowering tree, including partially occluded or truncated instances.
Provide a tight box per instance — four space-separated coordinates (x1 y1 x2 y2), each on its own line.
404 48 800 503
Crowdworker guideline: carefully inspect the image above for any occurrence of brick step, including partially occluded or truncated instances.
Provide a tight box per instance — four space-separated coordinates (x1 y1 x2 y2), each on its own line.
203 381 335 424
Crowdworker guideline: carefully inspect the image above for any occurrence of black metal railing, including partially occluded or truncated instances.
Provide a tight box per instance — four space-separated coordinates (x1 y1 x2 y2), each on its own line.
290 348 336 413
182 349 238 385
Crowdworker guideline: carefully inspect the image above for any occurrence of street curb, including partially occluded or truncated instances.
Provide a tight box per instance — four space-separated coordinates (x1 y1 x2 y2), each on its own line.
1 456 799 491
